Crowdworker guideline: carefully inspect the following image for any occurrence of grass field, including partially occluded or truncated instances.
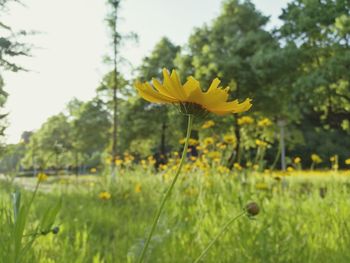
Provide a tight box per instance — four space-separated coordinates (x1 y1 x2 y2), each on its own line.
1 169 350 263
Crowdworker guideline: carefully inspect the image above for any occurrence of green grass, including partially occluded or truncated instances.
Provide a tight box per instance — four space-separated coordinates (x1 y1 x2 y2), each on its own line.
1 170 350 262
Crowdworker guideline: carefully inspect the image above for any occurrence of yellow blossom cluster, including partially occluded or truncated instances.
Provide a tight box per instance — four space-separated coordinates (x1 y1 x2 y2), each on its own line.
311 154 322 164
99 191 111 200
237 116 254 126
201 120 215 129
257 118 272 127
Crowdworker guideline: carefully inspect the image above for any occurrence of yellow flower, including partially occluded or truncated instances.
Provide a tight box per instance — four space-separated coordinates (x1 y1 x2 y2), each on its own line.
115 159 123 166
287 166 294 172
90 167 97 173
345 158 350 165
234 163 242 170
217 165 229 174
257 118 272 127
189 138 199 146
237 116 254 125
148 156 156 165
293 157 301 164
202 120 215 129
159 164 168 171
255 182 269 190
37 173 48 182
311 154 322 164
203 137 214 146
256 139 268 148
135 184 142 193
330 155 337 162
207 151 221 159
99 191 111 200
217 143 227 150
223 134 236 145
135 68 252 116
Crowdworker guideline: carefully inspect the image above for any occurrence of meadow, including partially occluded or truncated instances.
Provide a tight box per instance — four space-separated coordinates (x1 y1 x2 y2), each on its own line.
2 168 350 263
1 0 350 262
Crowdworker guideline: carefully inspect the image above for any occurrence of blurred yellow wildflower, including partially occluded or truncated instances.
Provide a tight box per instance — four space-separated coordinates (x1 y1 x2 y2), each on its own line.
90 167 97 173
345 158 350 165
255 182 269 190
237 116 254 125
257 118 272 127
287 166 294 172
203 137 215 146
234 163 242 170
37 173 48 182
135 184 142 193
99 191 111 200
311 154 322 164
256 139 268 148
115 159 123 166
223 134 236 144
293 157 301 164
135 68 252 116
189 138 199 146
202 120 215 129
217 143 227 150
159 164 168 171
148 156 156 165
217 165 229 174
207 151 221 159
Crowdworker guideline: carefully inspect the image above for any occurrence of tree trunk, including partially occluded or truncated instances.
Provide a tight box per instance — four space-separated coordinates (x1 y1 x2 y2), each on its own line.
278 119 286 171
111 1 119 178
75 151 79 177
160 120 167 156
227 117 240 169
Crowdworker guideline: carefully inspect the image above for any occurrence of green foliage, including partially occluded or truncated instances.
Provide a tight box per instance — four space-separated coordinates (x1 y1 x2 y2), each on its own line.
0 182 61 263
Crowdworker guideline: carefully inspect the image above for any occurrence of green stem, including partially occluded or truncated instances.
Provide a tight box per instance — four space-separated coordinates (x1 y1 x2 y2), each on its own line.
137 114 194 263
193 211 246 263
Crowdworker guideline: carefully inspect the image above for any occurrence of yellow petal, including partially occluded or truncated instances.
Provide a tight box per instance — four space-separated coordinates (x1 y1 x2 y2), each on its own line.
183 77 204 103
152 78 177 99
135 81 177 103
209 99 252 114
162 68 187 100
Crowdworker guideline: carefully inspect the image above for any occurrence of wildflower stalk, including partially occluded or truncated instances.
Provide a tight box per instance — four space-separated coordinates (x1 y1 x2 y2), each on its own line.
193 211 246 263
138 114 194 263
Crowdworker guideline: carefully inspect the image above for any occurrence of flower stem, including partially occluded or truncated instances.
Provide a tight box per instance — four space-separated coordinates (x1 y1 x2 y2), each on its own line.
138 114 194 263
193 211 246 263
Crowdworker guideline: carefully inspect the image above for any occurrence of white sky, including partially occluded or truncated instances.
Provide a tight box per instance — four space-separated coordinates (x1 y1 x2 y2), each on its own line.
2 0 290 144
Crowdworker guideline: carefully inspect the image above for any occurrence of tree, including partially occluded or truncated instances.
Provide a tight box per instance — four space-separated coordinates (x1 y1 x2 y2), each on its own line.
0 0 31 151
104 0 137 177
21 114 72 172
183 0 278 168
279 0 350 128
68 98 111 172
277 0 350 164
137 37 181 157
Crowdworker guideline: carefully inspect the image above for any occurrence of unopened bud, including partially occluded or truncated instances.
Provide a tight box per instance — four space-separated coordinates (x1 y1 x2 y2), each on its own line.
245 202 259 216
51 226 60 234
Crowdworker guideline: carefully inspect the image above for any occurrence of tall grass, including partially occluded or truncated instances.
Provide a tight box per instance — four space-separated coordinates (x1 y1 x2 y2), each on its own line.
1 170 350 262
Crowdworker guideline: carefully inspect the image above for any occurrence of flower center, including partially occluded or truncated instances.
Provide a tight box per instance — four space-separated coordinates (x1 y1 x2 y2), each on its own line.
178 102 209 118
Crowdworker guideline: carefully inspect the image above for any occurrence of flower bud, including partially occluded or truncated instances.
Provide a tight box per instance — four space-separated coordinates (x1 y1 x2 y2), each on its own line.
246 202 259 216
51 226 60 234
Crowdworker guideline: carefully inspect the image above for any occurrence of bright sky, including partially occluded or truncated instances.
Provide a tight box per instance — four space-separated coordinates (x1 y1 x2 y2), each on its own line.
2 0 290 144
